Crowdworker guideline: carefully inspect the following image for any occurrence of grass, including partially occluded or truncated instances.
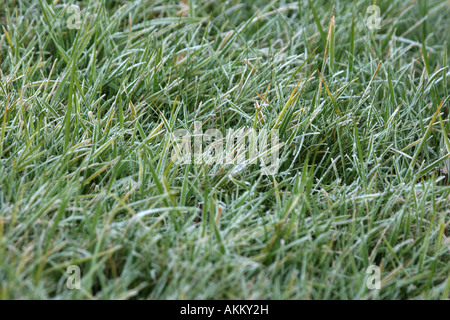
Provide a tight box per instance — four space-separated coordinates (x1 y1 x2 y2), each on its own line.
0 0 449 299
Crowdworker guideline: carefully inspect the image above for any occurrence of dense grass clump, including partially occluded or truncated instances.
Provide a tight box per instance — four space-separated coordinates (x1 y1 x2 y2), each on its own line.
0 0 449 299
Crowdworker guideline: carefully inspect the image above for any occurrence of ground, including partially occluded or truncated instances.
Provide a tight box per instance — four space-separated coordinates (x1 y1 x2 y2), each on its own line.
0 0 449 299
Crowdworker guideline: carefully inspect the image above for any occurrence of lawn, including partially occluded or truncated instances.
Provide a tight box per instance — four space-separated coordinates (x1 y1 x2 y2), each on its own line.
0 0 449 299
